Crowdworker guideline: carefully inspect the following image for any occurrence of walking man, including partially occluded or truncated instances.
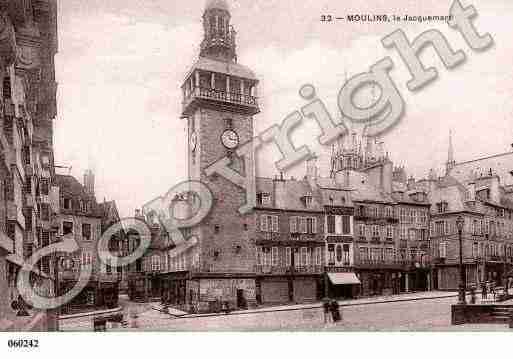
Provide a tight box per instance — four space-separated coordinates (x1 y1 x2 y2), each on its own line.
481 281 487 300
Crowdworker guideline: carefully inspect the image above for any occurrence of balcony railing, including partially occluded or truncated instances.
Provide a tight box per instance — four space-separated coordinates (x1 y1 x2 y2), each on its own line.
354 210 399 223
254 265 323 275
258 232 281 241
184 86 258 108
290 233 320 241
356 259 415 270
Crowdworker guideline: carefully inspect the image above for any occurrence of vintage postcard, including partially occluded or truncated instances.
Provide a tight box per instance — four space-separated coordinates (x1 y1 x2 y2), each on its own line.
0 0 512 356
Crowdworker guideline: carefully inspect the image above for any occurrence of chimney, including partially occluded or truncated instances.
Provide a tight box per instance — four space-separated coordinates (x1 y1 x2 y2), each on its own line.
468 181 476 202
306 154 318 180
84 169 95 198
273 174 287 209
407 176 415 190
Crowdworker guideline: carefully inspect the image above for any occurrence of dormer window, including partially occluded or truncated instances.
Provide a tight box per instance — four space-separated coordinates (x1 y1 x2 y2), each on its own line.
476 188 490 201
301 195 313 208
63 198 72 210
257 192 271 206
436 201 448 214
412 192 426 202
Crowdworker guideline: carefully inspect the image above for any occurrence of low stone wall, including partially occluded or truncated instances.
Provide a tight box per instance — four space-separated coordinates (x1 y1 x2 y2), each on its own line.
452 304 513 325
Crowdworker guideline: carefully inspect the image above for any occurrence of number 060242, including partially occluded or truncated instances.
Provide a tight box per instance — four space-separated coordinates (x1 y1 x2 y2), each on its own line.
7 339 39 349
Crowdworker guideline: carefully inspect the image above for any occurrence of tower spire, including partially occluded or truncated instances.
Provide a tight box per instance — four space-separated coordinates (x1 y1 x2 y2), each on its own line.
200 0 237 62
446 129 456 175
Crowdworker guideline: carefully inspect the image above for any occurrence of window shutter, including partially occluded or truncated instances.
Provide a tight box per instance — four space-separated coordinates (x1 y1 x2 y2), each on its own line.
260 215 268 232
271 247 278 266
298 218 304 233
272 216 279 233
290 217 297 233
312 217 317 234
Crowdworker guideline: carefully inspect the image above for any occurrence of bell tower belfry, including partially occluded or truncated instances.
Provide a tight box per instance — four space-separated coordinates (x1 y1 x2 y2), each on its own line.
200 0 237 62
178 0 260 309
181 0 260 184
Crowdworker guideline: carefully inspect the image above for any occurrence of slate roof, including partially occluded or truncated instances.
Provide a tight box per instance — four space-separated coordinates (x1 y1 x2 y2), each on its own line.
186 56 258 81
255 177 323 211
54 174 102 217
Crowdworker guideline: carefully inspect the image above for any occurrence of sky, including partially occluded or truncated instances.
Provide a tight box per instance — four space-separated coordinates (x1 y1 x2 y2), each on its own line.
53 0 513 217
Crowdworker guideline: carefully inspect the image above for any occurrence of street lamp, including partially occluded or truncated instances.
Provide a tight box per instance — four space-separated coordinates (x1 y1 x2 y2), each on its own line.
456 216 466 305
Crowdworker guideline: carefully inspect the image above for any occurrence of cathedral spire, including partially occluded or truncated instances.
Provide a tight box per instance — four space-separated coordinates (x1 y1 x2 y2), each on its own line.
446 129 456 175
200 0 237 62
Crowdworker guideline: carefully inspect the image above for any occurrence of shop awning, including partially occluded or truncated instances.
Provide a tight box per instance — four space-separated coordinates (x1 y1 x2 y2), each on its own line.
328 272 361 285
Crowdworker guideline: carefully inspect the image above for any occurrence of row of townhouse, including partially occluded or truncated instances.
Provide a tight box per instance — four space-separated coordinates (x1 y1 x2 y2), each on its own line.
129 152 433 311
418 169 513 290
127 150 513 309
124 0 513 313
252 166 432 302
0 0 60 331
122 0 435 311
55 172 126 314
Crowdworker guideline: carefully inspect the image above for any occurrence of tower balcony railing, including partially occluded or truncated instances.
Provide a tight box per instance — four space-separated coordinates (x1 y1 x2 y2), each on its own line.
182 86 259 117
188 86 258 106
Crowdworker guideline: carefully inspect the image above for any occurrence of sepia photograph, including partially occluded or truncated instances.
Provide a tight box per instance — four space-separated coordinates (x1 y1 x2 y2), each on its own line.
0 0 513 356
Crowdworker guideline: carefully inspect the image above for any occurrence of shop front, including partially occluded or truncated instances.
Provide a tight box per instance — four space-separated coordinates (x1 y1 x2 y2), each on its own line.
326 272 360 299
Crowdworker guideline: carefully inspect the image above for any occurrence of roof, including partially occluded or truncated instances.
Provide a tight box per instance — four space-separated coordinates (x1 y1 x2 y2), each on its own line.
205 0 230 11
450 151 513 186
255 177 323 211
350 181 395 204
185 56 258 81
318 188 353 207
55 174 91 199
98 200 116 218
98 200 121 228
391 190 430 206
54 174 101 217
316 173 394 204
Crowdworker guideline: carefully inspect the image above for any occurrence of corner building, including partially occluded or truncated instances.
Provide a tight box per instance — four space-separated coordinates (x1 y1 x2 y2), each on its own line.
0 0 59 331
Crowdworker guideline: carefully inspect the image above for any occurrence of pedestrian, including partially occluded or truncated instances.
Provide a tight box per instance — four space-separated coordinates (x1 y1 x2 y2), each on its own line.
322 298 331 325
481 281 487 300
490 282 496 300
330 300 342 323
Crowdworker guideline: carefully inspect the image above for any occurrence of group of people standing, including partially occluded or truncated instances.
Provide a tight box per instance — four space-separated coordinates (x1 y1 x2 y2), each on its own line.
480 281 496 300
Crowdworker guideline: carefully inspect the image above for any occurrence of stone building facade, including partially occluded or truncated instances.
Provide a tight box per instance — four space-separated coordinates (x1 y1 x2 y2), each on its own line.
0 0 59 331
132 0 438 312
253 175 325 304
55 173 122 313
413 134 513 290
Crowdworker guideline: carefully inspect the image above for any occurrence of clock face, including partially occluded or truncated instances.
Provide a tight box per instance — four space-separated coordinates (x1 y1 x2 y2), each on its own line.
190 132 197 151
221 129 239 149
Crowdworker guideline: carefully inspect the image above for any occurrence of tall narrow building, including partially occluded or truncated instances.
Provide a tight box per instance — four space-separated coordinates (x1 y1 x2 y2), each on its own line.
172 0 260 310
0 0 59 331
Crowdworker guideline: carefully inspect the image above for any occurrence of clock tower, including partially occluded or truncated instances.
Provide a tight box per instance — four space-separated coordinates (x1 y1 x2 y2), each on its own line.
180 0 260 310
